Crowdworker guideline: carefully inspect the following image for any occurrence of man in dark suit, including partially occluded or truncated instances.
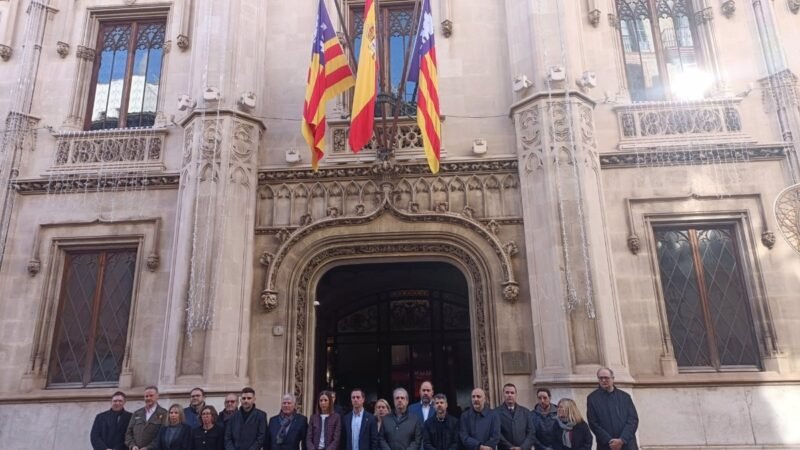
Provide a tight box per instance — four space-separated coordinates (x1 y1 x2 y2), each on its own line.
268 393 308 450
91 391 133 450
494 383 538 450
587 368 639 450
422 394 458 450
342 388 378 450
408 381 434 424
225 386 268 450
125 385 167 450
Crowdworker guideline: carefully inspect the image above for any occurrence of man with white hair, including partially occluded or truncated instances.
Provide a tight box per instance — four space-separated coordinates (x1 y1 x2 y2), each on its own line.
268 393 309 450
380 387 422 450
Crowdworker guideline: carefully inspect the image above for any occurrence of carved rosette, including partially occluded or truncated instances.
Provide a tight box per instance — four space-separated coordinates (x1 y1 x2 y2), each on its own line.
588 9 601 27
27 259 41 276
147 253 160 271
502 282 520 303
720 0 736 18
627 234 641 255
177 34 190 51
0 44 12 61
56 41 70 58
441 20 453 38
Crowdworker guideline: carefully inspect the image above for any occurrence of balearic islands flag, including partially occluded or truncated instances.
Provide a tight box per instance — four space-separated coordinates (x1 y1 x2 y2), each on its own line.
302 0 355 170
348 0 378 152
407 0 441 174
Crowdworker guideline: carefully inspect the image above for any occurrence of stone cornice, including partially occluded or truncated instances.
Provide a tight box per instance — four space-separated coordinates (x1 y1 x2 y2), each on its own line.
599 145 788 169
177 108 267 131
12 173 181 195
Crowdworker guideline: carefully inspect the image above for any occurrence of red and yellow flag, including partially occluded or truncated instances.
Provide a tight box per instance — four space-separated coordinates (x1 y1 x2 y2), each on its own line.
348 0 378 153
302 0 355 170
407 0 441 173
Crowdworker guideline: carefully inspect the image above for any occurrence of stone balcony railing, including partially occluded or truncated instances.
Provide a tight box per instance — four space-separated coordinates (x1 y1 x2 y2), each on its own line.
614 98 750 149
50 127 167 171
326 117 445 163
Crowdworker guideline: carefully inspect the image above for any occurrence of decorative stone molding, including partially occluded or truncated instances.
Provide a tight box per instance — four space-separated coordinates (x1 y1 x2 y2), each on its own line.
790 0 800 14
599 145 787 169
441 19 453 37
76 45 96 61
0 44 12 61
694 7 713 25
327 117 446 163
588 9 601 27
177 34 190 51
607 13 618 28
288 240 493 409
615 99 747 146
56 41 70 58
50 128 166 171
774 183 800 254
759 70 798 113
624 193 775 255
13 173 181 195
258 192 520 315
27 217 163 277
720 0 736 18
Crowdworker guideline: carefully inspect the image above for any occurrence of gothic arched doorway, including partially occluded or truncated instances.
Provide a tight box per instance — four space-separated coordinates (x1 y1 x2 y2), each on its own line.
314 261 474 414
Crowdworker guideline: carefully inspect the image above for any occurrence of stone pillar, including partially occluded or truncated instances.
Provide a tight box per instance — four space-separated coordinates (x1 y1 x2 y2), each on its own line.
160 0 266 389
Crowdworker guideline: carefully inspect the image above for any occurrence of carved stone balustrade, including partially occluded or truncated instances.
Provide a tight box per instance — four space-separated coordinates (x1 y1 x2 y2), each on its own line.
614 98 750 149
50 128 167 171
327 117 446 163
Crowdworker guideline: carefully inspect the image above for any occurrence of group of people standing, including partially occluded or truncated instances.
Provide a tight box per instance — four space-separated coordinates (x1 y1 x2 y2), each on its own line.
91 368 638 450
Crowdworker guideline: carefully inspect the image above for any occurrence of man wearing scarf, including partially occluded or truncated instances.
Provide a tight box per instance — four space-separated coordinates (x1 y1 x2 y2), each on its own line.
269 393 309 450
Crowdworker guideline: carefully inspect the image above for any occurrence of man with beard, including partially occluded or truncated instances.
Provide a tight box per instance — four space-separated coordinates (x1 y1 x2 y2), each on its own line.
458 388 500 450
408 381 434 424
225 387 268 450
494 384 537 450
586 368 639 450
91 391 132 450
380 387 422 450
422 394 458 450
184 387 207 428
268 393 308 450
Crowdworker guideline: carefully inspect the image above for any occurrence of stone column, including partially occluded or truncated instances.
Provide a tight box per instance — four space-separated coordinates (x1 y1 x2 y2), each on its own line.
161 0 266 389
505 0 631 383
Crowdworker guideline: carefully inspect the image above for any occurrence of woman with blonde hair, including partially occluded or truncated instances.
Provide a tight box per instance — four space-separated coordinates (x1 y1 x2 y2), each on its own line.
551 398 592 450
373 398 391 433
152 403 192 449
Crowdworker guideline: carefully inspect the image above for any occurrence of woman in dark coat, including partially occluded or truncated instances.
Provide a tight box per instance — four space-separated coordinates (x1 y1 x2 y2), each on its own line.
550 399 592 450
192 405 225 450
306 391 341 450
153 404 192 450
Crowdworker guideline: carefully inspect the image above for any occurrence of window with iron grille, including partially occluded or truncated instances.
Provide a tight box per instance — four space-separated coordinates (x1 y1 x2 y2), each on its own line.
654 225 761 371
351 2 417 116
615 0 703 101
48 249 137 387
86 19 166 130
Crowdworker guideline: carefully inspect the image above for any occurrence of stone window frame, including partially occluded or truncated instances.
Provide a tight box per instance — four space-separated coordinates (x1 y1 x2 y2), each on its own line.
22 219 161 393
636 205 782 376
63 5 171 131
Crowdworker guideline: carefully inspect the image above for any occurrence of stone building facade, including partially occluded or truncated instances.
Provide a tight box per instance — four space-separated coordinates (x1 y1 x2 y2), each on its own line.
0 0 799 449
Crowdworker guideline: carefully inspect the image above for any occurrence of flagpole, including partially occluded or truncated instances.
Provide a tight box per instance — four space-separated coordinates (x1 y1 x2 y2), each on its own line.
332 0 358 75
374 0 390 152
388 0 420 144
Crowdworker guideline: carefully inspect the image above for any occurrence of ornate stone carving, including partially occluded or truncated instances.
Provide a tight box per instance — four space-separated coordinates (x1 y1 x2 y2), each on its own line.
759 70 798 112
607 13 618 28
13 174 181 195
56 41 70 58
775 183 800 254
76 45 96 61
502 282 519 303
276 228 291 244
27 259 41 276
441 19 453 38
262 290 278 312
461 206 474 219
177 34 190 51
330 119 423 154
616 100 743 140
627 234 641 255
720 0 736 18
230 122 257 187
599 146 786 169
199 120 223 181
354 204 366 216
290 241 492 408
326 206 340 218
259 251 274 267
761 230 776 249
694 7 713 25
790 0 800 14
504 241 519 257
588 9 601 27
52 129 166 169
0 44 11 61
486 220 500 235
146 253 160 271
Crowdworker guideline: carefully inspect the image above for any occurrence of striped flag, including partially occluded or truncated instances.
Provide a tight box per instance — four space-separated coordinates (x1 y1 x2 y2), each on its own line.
408 0 441 174
302 0 355 170
348 0 378 153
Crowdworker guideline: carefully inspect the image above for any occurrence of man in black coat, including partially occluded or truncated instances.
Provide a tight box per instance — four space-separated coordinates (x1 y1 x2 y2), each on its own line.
90 391 132 450
268 393 308 450
226 387 268 450
422 394 458 450
459 388 500 450
494 384 538 450
586 368 639 450
342 389 379 450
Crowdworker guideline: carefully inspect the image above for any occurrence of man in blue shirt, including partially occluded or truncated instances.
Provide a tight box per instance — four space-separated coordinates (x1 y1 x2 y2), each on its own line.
342 388 379 450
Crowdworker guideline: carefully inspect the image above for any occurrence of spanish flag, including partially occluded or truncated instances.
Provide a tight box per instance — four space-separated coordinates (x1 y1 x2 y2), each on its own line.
348 0 378 152
407 0 441 173
302 0 355 170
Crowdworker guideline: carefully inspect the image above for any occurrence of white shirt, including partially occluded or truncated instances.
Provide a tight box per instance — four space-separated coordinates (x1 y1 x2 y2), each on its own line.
421 404 431 421
319 414 329 449
145 404 157 421
352 410 363 450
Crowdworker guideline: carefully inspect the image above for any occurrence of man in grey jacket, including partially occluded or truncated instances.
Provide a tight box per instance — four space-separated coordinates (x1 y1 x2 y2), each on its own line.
494 384 538 450
380 388 422 450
